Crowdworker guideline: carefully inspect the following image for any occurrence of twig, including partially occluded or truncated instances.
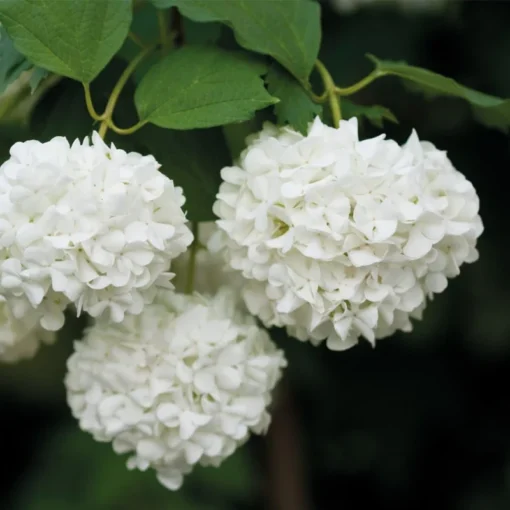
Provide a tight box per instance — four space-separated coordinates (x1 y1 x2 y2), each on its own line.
266 382 312 510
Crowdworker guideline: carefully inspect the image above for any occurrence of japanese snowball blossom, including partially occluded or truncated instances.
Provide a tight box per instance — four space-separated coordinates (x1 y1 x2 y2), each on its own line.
0 299 55 362
0 133 193 330
65 287 286 490
211 117 483 350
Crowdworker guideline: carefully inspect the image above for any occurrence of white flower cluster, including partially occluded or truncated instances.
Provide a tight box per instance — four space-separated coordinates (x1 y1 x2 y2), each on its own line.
0 133 192 331
212 117 483 350
65 287 286 490
0 298 55 363
331 0 446 14
1 111 482 491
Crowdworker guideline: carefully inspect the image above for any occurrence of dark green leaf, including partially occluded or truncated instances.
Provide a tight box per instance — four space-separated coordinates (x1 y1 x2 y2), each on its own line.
135 45 277 130
0 309 85 405
342 98 398 128
369 54 510 132
190 448 257 500
151 0 177 6
222 113 269 161
0 0 132 83
134 124 231 221
11 426 192 510
266 63 322 134
28 67 49 93
12 424 257 510
31 80 95 142
183 18 222 45
0 27 48 95
0 26 31 94
153 0 321 81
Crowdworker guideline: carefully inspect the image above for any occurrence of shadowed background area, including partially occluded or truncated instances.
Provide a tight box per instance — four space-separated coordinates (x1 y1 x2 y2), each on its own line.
1 1 509 509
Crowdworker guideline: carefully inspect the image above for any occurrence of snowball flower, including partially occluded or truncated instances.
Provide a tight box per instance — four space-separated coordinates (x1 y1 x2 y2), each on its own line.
65 287 286 490
0 133 193 329
0 299 55 362
212 117 483 350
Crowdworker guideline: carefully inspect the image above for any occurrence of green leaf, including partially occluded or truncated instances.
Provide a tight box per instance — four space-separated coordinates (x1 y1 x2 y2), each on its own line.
12 424 257 510
0 25 31 94
28 67 48 93
153 0 321 82
222 113 268 161
266 63 321 134
0 27 48 95
134 124 231 221
183 18 222 45
369 54 510 132
31 80 95 142
0 307 85 406
0 0 132 83
11 426 200 510
342 98 398 128
190 448 257 501
135 45 277 130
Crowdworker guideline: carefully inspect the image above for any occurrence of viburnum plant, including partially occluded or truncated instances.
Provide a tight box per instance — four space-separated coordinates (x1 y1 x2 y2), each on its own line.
0 0 498 492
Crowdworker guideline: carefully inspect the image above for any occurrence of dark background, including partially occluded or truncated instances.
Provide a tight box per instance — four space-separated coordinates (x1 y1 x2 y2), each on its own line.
1 1 510 509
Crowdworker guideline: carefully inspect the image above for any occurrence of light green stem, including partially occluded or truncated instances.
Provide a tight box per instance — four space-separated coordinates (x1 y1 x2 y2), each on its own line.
98 44 155 139
186 222 200 294
335 70 383 96
105 119 148 136
83 83 105 122
128 31 149 49
157 10 171 53
315 60 341 128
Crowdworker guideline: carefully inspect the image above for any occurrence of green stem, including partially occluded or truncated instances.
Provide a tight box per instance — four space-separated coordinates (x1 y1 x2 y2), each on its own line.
157 10 171 53
83 83 105 122
300 79 327 104
128 31 148 49
315 60 341 128
335 70 382 96
310 90 328 103
105 118 148 136
98 43 155 139
186 222 200 294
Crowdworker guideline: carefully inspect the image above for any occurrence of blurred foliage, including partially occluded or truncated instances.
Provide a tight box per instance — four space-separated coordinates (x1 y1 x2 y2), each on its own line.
2 1 510 509
11 423 257 510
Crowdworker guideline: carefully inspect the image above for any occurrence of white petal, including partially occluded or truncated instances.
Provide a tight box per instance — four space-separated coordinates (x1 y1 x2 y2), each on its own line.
403 228 434 259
